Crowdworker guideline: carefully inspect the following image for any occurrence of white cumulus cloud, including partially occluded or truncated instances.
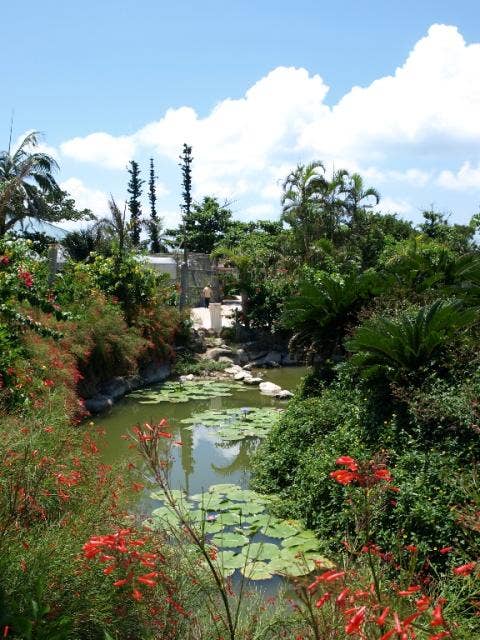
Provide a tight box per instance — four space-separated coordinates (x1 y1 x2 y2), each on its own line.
58 24 480 218
60 177 109 216
61 132 136 170
437 162 480 190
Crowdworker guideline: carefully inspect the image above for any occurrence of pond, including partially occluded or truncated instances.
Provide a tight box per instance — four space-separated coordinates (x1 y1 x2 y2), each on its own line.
98 366 308 494
94 366 327 589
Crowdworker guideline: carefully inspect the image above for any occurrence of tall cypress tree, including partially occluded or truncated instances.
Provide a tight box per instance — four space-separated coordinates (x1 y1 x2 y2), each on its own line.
148 158 162 253
127 160 144 246
179 144 193 308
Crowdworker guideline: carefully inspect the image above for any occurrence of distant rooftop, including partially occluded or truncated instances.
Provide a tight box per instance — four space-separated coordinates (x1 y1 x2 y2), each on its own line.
13 218 68 240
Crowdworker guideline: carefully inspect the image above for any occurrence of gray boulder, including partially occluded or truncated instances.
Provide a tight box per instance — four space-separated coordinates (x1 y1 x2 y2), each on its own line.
101 377 128 401
141 363 171 385
204 347 234 361
84 394 113 414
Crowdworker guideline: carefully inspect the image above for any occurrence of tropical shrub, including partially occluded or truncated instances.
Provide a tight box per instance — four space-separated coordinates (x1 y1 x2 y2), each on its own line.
347 300 477 384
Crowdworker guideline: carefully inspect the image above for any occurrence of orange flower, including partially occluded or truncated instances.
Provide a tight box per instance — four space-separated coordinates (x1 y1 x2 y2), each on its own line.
335 456 358 471
330 470 356 485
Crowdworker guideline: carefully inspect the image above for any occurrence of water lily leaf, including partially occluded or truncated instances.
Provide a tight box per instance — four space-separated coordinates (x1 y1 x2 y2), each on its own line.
212 532 249 548
281 538 320 553
182 407 282 442
241 542 279 562
217 550 246 570
215 512 242 526
240 561 273 581
281 531 318 547
269 556 317 577
208 483 240 493
203 520 224 534
150 506 181 526
229 502 265 515
262 521 301 539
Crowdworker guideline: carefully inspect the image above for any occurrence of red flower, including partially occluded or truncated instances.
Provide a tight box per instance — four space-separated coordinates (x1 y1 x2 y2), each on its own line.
335 456 358 471
315 593 331 608
18 269 33 287
405 544 418 553
430 603 445 627
428 633 450 640
330 470 356 485
113 578 128 587
376 606 390 626
416 594 431 611
345 606 366 634
397 585 421 596
439 546 453 554
43 379 54 388
374 468 392 482
335 588 350 607
0 255 9 266
453 561 476 576
132 588 143 601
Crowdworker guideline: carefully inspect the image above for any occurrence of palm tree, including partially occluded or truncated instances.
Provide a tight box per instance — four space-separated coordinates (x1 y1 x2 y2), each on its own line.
342 172 380 226
0 131 60 236
93 197 130 259
317 168 349 241
281 161 326 261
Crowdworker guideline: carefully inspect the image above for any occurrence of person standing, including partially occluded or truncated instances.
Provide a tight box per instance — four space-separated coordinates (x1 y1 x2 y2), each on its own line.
202 284 213 308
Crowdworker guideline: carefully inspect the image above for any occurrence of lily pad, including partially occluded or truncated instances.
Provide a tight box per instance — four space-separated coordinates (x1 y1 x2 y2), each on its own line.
212 532 249 548
130 380 243 404
217 550 246 570
182 407 282 442
262 521 301 539
241 542 279 562
240 561 273 581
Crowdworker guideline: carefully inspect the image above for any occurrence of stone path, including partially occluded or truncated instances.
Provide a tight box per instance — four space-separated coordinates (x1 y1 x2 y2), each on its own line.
191 299 242 330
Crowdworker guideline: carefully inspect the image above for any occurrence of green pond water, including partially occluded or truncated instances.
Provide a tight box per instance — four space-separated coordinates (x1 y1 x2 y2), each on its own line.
94 366 316 589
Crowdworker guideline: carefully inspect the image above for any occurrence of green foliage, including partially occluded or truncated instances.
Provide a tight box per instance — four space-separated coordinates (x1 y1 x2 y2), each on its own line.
251 389 360 495
0 132 91 236
348 300 476 382
282 270 379 363
166 196 232 253
126 160 144 246
73 252 170 324
173 354 228 375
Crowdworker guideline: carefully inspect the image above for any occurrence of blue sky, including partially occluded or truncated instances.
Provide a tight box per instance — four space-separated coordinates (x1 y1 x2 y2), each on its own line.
1 1 480 229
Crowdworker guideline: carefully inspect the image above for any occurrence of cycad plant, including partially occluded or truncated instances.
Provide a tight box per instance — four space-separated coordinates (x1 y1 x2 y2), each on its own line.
347 300 476 382
282 271 376 363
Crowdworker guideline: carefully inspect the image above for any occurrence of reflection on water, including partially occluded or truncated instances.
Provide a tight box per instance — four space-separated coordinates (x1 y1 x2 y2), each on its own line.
97 367 307 497
95 366 308 592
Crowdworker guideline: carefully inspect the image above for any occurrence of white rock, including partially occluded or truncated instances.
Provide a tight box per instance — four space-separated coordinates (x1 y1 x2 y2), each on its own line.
243 377 263 385
259 381 282 395
234 371 249 381
180 374 195 382
275 389 294 399
225 365 243 375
